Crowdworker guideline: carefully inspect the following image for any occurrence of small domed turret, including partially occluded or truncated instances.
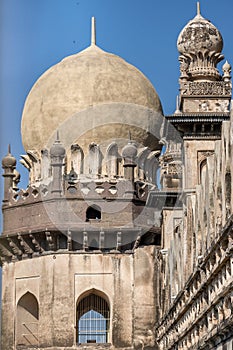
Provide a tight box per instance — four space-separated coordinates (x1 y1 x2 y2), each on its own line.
122 139 137 182
177 2 224 81
122 141 137 160
2 145 17 203
50 133 66 159
223 60 231 81
2 145 16 169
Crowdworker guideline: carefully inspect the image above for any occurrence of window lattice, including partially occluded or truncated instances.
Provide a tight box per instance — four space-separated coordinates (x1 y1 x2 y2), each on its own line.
77 293 110 344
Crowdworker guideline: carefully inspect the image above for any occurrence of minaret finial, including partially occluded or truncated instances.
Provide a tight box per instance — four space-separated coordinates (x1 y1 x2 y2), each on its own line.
91 17 96 46
8 144 11 154
197 2 201 16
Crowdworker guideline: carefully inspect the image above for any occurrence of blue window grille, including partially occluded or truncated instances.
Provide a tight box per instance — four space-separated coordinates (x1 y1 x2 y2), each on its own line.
77 293 110 344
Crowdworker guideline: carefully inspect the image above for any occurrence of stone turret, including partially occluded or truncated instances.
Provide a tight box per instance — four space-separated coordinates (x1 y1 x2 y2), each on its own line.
2 145 16 204
176 2 232 114
50 132 66 195
177 2 223 82
122 139 137 182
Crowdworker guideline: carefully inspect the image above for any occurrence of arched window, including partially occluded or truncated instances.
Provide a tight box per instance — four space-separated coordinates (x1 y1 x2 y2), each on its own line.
86 205 101 222
77 292 110 344
16 292 39 346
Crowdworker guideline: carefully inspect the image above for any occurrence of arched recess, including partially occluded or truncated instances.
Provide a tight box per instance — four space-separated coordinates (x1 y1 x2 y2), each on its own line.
89 143 102 175
225 170 231 218
146 151 160 184
200 158 207 186
86 205 101 222
76 290 110 344
16 292 39 346
137 147 150 181
106 142 119 178
71 144 84 175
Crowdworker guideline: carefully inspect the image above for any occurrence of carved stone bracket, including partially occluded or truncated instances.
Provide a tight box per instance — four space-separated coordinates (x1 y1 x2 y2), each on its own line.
45 231 55 251
29 234 44 254
7 237 22 257
18 234 34 257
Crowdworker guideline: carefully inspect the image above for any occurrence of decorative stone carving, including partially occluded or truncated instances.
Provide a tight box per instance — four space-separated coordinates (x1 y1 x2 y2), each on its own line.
45 231 55 251
29 234 44 254
67 230 72 251
83 231 88 251
7 237 22 257
223 61 231 82
18 234 33 256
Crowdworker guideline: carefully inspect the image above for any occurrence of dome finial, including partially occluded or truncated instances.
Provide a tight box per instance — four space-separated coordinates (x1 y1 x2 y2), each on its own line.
56 130 60 142
197 2 201 16
91 17 96 46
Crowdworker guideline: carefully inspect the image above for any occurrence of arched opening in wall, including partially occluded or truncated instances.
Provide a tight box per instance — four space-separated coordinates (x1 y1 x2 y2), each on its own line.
88 143 102 175
199 159 207 185
225 171 231 218
106 142 120 178
16 292 39 346
71 144 84 175
137 147 150 181
76 291 110 344
86 205 101 222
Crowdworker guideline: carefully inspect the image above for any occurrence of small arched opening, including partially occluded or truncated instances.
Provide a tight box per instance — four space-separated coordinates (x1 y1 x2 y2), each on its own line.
86 205 101 222
16 292 39 346
199 158 207 185
76 291 110 344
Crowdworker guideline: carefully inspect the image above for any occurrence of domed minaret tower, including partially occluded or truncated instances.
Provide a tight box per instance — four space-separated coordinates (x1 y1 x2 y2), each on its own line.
165 2 232 190
158 0 233 317
1 18 165 350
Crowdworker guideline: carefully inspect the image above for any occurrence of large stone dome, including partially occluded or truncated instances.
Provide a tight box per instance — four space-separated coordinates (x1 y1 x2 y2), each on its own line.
21 43 163 153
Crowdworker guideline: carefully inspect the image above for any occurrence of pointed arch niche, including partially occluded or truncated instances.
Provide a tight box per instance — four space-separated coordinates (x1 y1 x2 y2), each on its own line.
86 204 101 222
137 147 150 181
71 144 84 175
89 143 102 176
16 292 39 346
76 290 110 344
106 142 119 178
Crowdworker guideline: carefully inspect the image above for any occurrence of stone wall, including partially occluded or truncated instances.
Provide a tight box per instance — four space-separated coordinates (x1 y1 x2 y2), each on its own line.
156 106 233 348
1 246 158 350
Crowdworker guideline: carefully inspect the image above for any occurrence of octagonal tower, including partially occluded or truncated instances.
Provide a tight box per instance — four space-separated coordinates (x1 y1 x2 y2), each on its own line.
1 18 165 350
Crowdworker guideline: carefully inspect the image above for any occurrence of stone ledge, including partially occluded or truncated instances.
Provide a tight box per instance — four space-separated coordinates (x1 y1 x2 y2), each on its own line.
16 344 136 350
16 347 133 350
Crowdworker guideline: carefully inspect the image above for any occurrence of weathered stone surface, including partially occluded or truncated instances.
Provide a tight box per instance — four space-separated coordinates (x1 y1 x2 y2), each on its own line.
21 45 162 153
1 6 233 350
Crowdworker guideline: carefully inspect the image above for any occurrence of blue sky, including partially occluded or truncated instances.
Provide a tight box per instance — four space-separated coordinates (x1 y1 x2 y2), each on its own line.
0 0 233 201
